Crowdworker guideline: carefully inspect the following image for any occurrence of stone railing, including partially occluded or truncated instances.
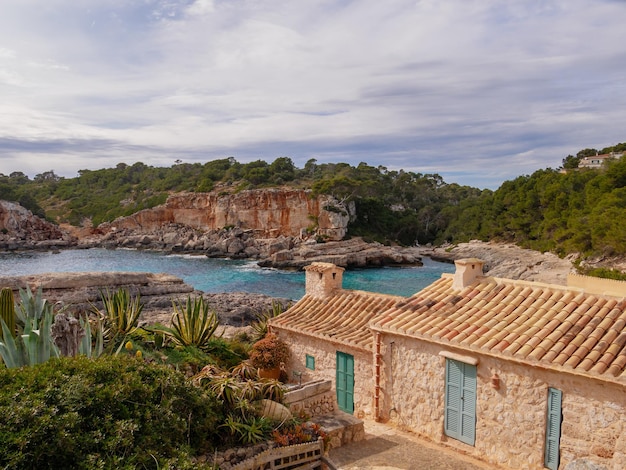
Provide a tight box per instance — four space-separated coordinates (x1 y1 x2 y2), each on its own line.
283 380 335 417
224 438 329 470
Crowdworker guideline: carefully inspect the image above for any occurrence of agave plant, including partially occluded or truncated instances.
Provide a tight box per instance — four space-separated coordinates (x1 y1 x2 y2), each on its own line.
250 301 288 341
79 315 104 358
0 303 60 368
160 296 219 350
231 360 259 380
16 286 51 324
91 288 143 344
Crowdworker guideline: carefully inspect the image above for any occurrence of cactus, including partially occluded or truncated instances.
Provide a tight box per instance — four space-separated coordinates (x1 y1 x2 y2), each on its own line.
0 288 16 340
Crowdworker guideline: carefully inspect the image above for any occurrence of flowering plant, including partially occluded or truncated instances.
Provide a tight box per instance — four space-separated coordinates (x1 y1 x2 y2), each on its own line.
249 333 290 370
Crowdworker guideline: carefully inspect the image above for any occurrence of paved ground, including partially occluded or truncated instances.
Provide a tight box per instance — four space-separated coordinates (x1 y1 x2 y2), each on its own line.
328 419 501 470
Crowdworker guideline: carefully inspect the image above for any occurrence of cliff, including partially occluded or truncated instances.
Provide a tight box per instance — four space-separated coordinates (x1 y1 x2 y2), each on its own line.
0 200 75 250
97 189 351 241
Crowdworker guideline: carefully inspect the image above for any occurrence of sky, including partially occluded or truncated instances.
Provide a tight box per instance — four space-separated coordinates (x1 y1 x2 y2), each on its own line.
1 0 625 189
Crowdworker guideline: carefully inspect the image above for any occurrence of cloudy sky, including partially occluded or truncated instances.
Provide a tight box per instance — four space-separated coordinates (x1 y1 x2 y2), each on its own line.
1 0 625 189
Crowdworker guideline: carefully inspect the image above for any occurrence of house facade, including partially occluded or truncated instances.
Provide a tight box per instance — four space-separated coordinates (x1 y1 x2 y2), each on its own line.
270 262 403 416
272 260 626 469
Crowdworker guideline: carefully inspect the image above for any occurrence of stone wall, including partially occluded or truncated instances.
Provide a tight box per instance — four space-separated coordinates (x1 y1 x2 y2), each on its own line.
275 329 374 418
376 333 626 469
283 380 336 417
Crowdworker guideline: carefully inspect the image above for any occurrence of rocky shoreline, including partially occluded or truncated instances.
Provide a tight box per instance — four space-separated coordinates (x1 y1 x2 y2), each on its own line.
418 240 576 285
0 271 291 331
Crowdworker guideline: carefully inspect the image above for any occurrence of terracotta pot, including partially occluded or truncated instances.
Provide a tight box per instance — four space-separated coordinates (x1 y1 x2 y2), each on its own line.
258 367 281 380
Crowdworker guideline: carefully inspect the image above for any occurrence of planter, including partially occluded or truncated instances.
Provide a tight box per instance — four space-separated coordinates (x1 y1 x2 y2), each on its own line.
258 367 281 380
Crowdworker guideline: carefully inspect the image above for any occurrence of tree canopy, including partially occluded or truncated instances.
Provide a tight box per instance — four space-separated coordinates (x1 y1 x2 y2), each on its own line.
1 142 625 260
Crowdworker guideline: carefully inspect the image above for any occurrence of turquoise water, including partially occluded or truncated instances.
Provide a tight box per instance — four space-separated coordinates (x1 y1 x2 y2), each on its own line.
0 249 454 300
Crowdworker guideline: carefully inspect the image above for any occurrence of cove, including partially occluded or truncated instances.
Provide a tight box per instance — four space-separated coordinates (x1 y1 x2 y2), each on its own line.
0 249 454 300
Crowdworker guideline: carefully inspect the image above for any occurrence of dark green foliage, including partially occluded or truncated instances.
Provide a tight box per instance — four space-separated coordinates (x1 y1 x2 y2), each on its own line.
2 142 625 262
0 355 222 469
442 154 626 258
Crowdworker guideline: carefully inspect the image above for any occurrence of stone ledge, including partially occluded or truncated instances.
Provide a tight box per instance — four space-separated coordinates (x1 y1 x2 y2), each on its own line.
311 411 365 450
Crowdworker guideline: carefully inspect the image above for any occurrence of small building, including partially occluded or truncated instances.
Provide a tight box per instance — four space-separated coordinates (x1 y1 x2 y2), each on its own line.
271 260 626 470
578 152 623 169
270 262 403 416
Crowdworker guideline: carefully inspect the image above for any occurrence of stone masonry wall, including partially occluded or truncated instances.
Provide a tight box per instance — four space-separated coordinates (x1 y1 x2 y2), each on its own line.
283 380 336 417
275 329 374 418
377 334 626 469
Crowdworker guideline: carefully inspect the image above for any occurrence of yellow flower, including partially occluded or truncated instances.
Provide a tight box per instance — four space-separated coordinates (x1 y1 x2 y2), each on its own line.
125 341 133 351
135 350 143 359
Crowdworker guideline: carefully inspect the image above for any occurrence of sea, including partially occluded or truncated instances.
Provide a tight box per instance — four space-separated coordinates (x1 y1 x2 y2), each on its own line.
0 248 454 300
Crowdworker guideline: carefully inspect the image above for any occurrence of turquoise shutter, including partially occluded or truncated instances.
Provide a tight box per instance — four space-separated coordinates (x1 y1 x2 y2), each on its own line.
336 352 354 414
444 359 476 446
544 388 562 470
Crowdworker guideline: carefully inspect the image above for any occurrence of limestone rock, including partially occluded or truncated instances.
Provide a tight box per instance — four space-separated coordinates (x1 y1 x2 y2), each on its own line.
95 189 350 242
420 240 574 285
0 200 75 250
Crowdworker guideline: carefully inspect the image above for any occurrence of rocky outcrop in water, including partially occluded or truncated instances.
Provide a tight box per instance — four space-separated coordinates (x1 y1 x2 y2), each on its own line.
0 200 75 250
258 237 423 269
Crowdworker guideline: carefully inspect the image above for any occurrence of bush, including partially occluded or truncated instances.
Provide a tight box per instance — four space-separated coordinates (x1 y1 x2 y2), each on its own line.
0 355 223 469
249 333 290 370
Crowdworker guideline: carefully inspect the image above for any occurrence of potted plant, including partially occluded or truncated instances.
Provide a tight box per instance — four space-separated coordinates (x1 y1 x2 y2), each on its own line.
249 333 290 380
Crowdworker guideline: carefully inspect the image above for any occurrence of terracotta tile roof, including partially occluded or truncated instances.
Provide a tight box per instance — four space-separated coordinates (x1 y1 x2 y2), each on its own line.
371 274 626 382
270 290 404 352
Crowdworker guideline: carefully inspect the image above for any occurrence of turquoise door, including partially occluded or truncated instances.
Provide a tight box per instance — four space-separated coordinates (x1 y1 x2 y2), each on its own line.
544 388 562 470
444 358 477 445
336 351 354 414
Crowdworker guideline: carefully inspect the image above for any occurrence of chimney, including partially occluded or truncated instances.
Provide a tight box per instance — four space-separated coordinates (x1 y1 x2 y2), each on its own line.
304 262 345 299
452 258 485 290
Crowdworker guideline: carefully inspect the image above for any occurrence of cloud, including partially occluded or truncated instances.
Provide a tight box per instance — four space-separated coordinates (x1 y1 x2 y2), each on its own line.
0 0 625 188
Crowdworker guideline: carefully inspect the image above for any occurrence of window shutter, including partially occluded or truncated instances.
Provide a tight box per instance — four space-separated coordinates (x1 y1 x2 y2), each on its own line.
445 359 462 440
445 359 476 445
544 387 562 470
460 362 477 446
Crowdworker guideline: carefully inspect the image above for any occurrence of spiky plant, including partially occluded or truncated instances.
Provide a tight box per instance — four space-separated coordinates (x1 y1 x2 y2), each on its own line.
92 288 143 345
160 296 219 350
16 286 49 324
250 301 288 341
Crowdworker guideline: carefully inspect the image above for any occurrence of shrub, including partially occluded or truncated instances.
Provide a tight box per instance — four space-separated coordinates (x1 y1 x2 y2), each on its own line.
249 333 290 370
0 355 223 469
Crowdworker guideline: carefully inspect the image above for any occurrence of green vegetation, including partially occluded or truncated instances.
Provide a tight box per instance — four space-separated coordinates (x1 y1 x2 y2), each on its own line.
91 288 143 348
0 288 320 468
1 142 625 262
156 296 220 350
0 355 222 469
0 288 15 340
442 153 626 257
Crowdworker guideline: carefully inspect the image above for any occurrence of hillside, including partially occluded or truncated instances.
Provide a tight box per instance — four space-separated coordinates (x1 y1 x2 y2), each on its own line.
0 144 625 276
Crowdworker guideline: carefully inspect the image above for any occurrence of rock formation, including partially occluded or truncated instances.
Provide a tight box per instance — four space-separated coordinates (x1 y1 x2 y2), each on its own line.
95 189 352 242
0 200 75 250
419 240 575 285
258 237 423 269
0 271 290 328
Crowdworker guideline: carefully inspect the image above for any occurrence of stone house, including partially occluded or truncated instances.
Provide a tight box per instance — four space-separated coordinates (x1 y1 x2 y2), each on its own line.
270 260 626 470
270 262 403 416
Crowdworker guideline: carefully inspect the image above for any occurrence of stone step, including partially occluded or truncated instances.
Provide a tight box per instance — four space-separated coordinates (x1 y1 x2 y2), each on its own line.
311 411 365 450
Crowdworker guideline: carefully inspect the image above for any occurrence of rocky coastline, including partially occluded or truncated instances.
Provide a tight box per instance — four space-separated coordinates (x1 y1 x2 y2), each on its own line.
418 240 576 285
0 196 619 290
0 271 291 331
